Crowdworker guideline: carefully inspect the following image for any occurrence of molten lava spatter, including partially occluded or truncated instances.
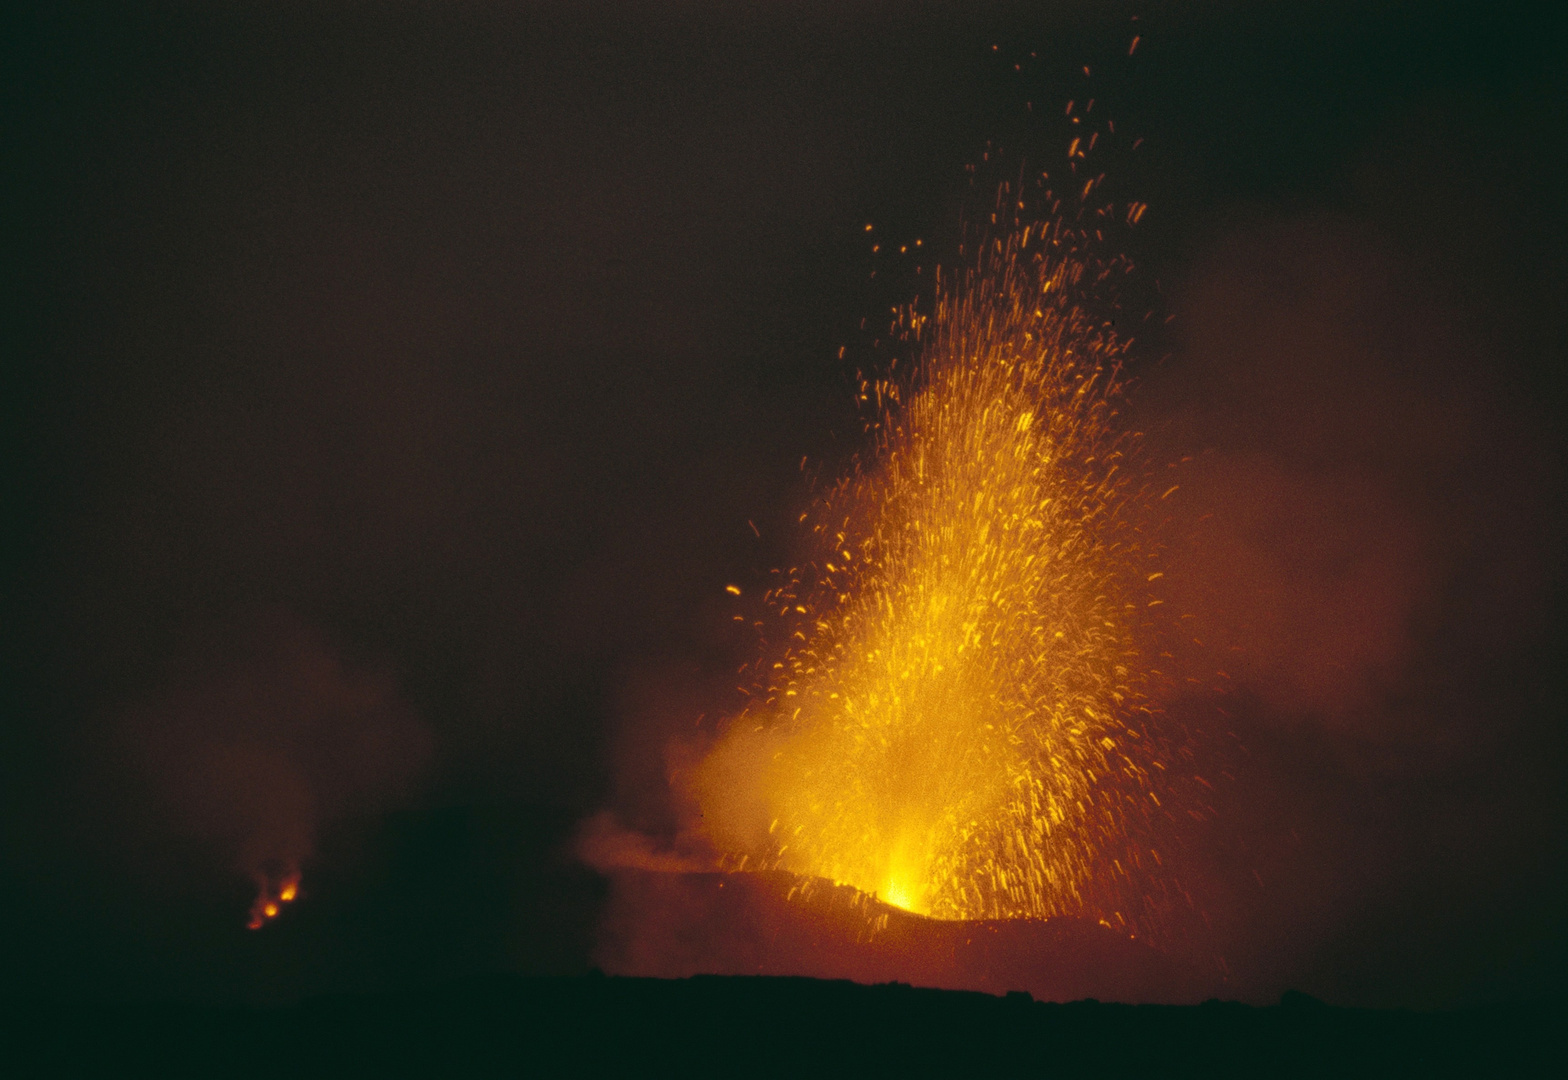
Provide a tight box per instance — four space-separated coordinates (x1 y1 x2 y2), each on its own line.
693 215 1173 935
247 866 302 930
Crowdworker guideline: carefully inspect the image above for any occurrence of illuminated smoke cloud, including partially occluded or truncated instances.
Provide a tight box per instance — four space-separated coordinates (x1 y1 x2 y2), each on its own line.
1151 214 1555 729
1128 212 1564 1002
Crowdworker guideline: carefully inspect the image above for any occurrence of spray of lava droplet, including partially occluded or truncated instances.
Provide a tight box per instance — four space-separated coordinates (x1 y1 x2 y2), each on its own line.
690 209 1177 936
247 865 302 930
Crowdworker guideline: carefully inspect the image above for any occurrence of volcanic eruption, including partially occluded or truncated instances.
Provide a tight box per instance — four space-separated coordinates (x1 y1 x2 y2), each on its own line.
671 196 1184 951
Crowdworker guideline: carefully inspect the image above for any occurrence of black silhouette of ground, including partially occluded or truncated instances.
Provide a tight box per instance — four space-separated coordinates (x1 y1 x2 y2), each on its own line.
3 975 1561 1077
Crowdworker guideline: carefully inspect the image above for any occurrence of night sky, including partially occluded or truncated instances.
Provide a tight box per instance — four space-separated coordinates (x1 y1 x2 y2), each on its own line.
4 1 1565 1008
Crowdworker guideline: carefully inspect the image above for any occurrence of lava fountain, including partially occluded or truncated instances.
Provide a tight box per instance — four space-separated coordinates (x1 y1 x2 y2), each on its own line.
687 212 1176 938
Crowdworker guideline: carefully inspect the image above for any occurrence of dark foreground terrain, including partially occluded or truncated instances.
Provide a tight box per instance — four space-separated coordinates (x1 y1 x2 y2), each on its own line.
3 974 1561 1077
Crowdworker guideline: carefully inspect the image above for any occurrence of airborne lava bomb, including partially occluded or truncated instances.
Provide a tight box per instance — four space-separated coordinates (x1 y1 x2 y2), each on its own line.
690 211 1182 937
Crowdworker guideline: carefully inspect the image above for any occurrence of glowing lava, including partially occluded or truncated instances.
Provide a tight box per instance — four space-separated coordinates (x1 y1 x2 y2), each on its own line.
692 214 1172 934
247 865 302 930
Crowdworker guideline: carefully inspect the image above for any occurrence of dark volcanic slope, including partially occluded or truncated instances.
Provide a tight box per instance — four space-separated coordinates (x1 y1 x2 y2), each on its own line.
4 975 1561 1078
596 868 1214 1003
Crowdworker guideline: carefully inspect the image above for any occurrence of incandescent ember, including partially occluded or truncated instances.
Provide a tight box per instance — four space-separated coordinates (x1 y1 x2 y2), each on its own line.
247 864 302 930
687 208 1183 940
